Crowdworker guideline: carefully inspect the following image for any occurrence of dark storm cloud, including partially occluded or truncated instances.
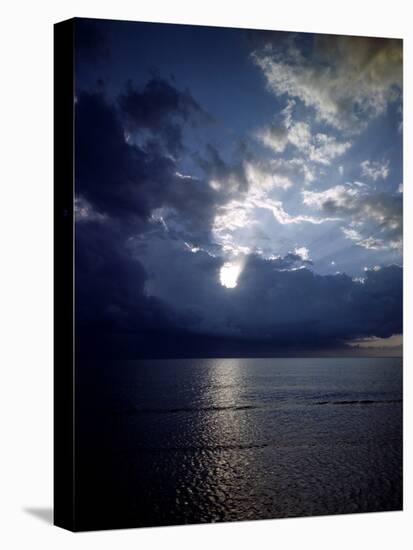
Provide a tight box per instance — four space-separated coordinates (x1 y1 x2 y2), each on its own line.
119 78 201 156
119 78 207 131
75 86 219 236
75 91 151 220
75 81 259 251
139 238 401 351
232 257 402 344
74 220 199 357
76 224 402 356
75 220 147 330
73 81 232 356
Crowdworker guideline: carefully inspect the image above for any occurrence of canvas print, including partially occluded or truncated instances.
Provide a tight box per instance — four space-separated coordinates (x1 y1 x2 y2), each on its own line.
55 17 403 531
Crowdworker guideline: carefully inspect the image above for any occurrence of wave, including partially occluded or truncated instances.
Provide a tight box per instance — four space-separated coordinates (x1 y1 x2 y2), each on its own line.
125 404 258 415
315 399 402 406
120 398 402 416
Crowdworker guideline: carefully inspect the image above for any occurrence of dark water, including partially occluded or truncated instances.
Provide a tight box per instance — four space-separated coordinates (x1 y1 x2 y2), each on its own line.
75 357 402 530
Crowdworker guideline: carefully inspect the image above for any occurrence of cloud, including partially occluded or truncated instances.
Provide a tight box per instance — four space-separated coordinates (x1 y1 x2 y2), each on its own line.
75 196 107 223
73 66 402 357
303 184 358 209
343 227 401 251
342 228 388 251
233 259 402 343
287 120 311 149
209 145 343 257
76 210 403 356
75 87 232 248
244 161 293 191
119 77 209 155
252 35 402 131
308 133 351 165
195 143 249 194
348 333 402 349
288 158 315 184
252 196 336 225
139 237 402 349
256 99 351 166
303 183 402 250
75 91 152 221
212 186 337 256
256 122 288 152
294 246 310 261
211 193 339 261
360 159 390 181
74 221 188 342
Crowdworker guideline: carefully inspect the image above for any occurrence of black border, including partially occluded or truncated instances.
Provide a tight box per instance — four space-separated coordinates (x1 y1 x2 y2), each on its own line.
54 18 76 531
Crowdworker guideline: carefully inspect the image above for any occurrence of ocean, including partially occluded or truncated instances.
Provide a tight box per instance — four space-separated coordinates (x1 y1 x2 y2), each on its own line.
75 357 402 530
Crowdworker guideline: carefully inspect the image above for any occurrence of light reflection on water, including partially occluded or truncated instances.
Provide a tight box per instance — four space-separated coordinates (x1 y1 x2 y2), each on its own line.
200 359 252 520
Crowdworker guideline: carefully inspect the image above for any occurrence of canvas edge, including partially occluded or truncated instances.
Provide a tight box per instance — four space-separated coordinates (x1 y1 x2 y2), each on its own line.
53 18 77 532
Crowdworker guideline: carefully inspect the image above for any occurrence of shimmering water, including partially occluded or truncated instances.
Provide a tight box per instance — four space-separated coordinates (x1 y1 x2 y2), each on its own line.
75 357 402 530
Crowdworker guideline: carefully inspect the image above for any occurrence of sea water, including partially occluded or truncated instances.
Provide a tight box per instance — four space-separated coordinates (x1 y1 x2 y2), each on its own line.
75 357 402 529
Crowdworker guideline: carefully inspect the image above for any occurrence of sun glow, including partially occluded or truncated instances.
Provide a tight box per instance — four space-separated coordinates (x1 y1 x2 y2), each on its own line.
220 261 243 289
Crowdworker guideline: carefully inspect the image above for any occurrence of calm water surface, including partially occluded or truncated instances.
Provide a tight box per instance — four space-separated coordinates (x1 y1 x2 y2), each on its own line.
76 357 402 529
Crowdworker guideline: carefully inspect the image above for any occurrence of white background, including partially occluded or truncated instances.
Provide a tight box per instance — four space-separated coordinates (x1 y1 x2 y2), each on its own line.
0 0 411 548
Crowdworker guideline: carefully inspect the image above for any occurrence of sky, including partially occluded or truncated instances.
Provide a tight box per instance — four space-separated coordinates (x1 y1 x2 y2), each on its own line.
74 18 403 358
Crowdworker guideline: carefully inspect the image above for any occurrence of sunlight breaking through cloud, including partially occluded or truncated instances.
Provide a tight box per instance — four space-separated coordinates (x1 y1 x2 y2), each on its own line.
220 260 244 288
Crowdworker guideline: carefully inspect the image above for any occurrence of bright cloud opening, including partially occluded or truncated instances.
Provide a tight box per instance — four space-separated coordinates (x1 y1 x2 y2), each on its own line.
220 261 243 289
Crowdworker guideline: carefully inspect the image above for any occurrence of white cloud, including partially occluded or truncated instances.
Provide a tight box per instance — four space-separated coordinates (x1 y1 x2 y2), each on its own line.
184 242 201 253
294 246 310 261
288 120 312 150
175 171 195 180
213 199 256 233
342 227 387 250
301 164 315 184
302 184 359 209
257 102 351 165
360 159 390 181
252 36 402 131
342 227 401 251
308 133 351 165
212 182 337 257
252 195 336 225
286 158 316 184
75 196 107 223
303 183 402 251
244 161 293 192
256 124 288 153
